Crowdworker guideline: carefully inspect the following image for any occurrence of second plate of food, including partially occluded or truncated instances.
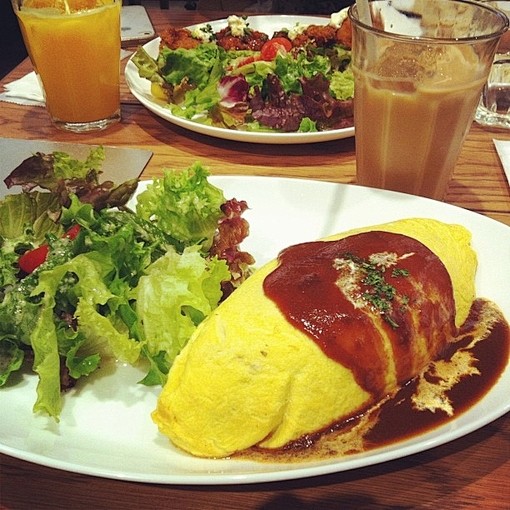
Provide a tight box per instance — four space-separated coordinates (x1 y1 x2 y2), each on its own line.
124 15 355 144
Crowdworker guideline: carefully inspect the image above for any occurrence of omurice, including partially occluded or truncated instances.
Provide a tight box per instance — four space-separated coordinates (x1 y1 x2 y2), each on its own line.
152 218 479 458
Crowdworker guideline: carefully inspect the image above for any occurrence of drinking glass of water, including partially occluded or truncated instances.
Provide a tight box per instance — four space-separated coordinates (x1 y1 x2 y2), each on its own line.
475 1 510 130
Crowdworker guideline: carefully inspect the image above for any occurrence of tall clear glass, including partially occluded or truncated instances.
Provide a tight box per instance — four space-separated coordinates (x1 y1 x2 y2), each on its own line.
475 0 510 130
11 0 122 133
349 0 509 200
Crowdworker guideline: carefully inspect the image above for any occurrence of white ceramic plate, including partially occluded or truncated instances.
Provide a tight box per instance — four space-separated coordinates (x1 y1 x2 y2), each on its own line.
124 16 355 144
1 177 509 485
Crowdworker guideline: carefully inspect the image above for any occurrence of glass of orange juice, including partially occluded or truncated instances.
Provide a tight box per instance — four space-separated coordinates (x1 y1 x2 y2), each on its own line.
11 0 121 133
348 0 508 200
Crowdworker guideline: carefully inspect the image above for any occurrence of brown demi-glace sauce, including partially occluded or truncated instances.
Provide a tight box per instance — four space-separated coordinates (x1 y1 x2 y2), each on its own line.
264 232 456 400
237 233 509 463
365 299 508 447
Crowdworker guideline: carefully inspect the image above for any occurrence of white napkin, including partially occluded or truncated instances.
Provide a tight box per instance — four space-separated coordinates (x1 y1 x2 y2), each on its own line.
493 139 510 185
0 71 45 106
0 49 132 107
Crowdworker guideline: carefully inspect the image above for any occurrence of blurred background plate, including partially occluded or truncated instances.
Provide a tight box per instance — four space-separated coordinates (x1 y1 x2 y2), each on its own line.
0 138 152 199
125 15 355 144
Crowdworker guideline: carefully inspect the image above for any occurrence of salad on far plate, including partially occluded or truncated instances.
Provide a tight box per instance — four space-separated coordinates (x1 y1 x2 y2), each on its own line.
132 11 354 134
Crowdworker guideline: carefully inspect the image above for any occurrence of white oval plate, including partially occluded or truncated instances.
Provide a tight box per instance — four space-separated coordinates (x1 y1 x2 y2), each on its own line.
1 177 508 484
124 15 355 144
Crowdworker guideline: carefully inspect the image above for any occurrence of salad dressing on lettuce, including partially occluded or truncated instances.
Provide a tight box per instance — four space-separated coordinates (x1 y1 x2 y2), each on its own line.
0 149 254 418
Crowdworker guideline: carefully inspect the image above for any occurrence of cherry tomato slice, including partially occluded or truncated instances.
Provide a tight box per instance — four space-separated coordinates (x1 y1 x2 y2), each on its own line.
64 224 81 240
18 224 81 274
18 245 50 274
260 37 293 61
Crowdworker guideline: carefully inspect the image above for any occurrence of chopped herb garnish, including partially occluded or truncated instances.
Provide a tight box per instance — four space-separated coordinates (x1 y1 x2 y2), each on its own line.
203 24 216 40
336 251 412 329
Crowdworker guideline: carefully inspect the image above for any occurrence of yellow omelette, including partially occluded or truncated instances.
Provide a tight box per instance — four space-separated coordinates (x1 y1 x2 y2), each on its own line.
152 218 477 458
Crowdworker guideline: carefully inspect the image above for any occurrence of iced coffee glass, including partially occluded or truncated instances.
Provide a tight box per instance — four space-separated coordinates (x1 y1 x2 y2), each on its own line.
349 0 509 200
11 0 122 133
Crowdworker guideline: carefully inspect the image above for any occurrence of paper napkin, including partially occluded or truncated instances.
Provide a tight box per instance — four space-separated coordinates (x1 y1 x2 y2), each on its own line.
0 50 132 107
493 139 510 185
0 71 44 106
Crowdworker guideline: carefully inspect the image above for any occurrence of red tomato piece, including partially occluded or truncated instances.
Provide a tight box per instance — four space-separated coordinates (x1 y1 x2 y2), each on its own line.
260 37 293 61
18 245 50 274
18 224 81 274
64 224 81 240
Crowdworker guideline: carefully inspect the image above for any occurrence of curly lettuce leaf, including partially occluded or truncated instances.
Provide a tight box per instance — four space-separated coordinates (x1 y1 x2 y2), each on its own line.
231 59 275 90
136 163 225 250
169 54 225 122
0 338 24 386
158 42 225 88
274 51 331 94
57 326 100 380
0 247 18 290
61 196 180 282
0 270 44 346
133 245 230 384
0 191 62 241
170 77 221 121
31 297 61 418
131 46 164 84
30 253 142 418
52 147 105 179
330 69 354 100
298 117 318 132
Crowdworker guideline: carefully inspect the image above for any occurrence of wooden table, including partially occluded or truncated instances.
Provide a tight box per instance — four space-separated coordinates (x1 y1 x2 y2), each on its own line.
1 8 509 510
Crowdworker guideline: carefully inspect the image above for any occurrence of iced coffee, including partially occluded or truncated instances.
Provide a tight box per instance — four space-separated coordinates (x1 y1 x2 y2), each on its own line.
349 0 508 200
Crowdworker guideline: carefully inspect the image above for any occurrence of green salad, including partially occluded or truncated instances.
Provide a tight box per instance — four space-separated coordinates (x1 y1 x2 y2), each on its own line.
0 147 253 419
132 15 354 133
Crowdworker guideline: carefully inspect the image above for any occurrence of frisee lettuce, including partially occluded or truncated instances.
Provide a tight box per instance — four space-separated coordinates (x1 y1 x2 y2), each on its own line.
0 154 248 419
136 162 225 250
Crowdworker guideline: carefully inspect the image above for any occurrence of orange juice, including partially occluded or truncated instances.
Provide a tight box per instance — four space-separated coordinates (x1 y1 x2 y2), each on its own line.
353 45 486 200
14 0 121 130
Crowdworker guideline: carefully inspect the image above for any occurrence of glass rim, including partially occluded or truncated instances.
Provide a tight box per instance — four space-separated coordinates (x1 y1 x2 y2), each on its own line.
348 0 509 44
11 0 121 11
